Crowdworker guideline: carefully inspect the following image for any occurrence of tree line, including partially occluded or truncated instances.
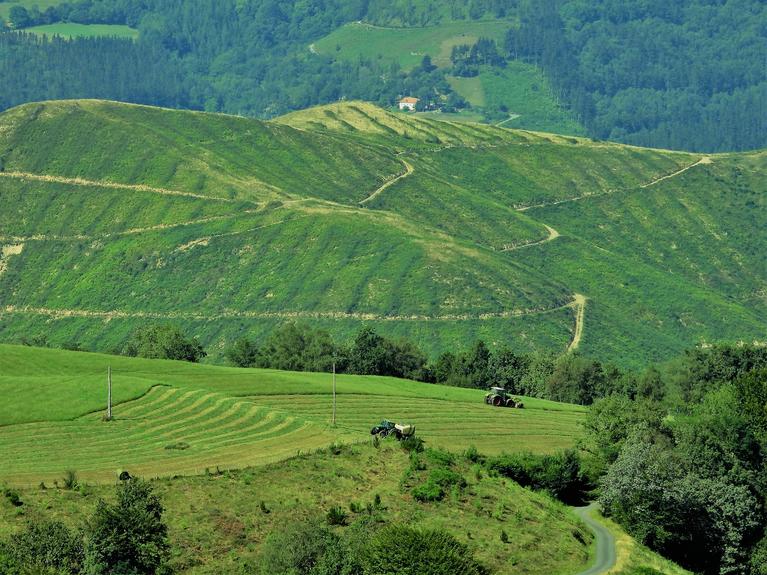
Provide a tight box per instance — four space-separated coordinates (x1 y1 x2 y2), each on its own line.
583 343 767 574
222 321 646 406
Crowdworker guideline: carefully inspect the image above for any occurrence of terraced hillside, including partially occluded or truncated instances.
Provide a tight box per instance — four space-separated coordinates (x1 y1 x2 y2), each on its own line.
0 345 585 486
0 99 764 365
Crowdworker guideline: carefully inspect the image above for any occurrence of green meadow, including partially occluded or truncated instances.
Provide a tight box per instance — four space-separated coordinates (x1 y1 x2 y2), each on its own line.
313 20 511 70
23 22 138 39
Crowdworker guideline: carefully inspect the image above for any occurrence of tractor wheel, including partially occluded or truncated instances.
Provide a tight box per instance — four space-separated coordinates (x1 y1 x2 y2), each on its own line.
505 398 516 408
393 429 402 440
371 426 381 435
492 396 503 407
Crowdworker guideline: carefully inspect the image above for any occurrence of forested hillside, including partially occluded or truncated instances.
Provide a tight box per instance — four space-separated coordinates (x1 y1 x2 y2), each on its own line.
0 0 764 151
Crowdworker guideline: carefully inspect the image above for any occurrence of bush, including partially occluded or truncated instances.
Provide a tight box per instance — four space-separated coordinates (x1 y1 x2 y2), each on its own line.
326 506 347 526
400 436 424 453
259 519 354 575
425 448 455 467
412 481 445 502
428 468 467 490
2 520 84 574
362 525 489 575
2 489 21 507
124 324 206 362
84 478 170 575
412 468 466 502
487 450 586 504
225 336 259 367
63 470 78 490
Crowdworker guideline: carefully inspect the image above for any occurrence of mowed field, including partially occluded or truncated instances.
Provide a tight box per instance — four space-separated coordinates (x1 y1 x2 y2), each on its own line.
24 23 139 39
0 345 586 486
313 20 511 70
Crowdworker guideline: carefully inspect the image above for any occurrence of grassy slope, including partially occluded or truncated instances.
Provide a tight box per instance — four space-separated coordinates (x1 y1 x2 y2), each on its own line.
23 23 138 39
0 444 594 575
0 345 585 485
314 20 511 70
0 100 764 366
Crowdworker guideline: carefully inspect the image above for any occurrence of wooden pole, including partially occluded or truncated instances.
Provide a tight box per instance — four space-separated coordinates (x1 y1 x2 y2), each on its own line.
332 361 336 426
107 366 113 421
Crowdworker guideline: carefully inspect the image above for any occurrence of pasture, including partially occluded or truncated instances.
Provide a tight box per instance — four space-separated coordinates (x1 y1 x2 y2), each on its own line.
313 20 511 70
0 345 586 486
448 62 585 134
23 23 139 39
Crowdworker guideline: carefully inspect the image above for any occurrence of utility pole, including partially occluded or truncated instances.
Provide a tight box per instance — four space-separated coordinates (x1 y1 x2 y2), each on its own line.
332 361 336 427
106 366 113 421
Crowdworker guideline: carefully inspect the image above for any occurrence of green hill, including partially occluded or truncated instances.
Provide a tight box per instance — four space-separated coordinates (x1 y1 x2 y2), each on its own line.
0 99 764 366
0 439 690 575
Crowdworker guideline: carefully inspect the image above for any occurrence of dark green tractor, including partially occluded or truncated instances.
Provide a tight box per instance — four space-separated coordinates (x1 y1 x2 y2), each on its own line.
484 387 524 408
370 419 416 440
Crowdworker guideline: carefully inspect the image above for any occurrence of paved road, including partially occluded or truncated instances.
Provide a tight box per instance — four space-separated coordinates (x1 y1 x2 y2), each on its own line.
574 503 617 575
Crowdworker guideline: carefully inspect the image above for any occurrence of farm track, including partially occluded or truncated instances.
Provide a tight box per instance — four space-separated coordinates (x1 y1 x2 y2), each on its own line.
516 156 712 212
0 170 247 203
359 159 414 205
0 209 269 244
0 293 584 323
502 224 560 252
568 294 587 353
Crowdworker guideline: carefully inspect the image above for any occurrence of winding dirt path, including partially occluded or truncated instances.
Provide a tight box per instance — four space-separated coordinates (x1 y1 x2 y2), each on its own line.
0 294 586 324
0 171 242 203
568 293 587 353
502 224 560 252
516 156 712 212
359 160 414 205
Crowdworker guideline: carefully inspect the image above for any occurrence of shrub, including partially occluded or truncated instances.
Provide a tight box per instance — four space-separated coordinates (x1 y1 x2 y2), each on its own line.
425 448 455 467
428 468 467 490
326 506 348 526
124 324 206 362
400 435 424 453
164 441 190 450
2 489 22 507
259 519 353 575
412 481 445 502
3 520 84 574
63 470 78 490
84 478 170 575
362 525 489 575
487 450 587 504
225 336 259 367
464 445 482 463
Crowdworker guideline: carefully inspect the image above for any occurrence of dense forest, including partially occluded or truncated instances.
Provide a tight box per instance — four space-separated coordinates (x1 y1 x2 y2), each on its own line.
1 0 764 151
